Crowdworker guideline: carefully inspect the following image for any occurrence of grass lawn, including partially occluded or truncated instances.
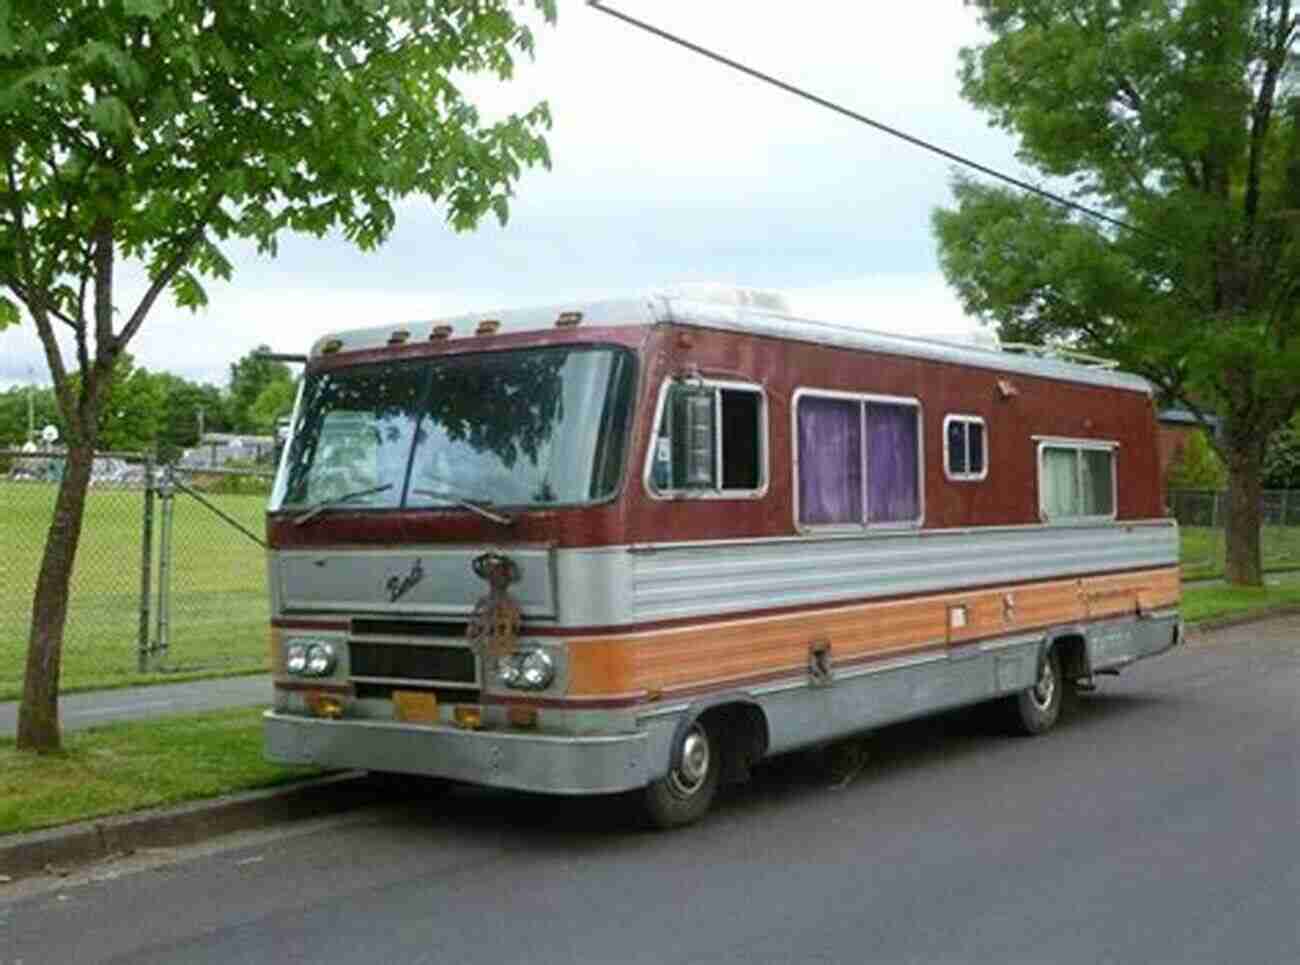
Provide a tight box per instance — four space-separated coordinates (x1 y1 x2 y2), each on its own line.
1180 525 1300 581
1180 579 1300 623
1 481 270 700
0 707 321 837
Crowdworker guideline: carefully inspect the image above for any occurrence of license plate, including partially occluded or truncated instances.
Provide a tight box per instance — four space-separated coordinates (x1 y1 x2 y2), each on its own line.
393 690 439 724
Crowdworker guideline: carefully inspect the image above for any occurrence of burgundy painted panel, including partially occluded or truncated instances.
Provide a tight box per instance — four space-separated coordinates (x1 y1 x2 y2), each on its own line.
269 323 1165 551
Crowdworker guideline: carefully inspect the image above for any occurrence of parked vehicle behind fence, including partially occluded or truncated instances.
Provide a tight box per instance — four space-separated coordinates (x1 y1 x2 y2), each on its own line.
263 287 1182 827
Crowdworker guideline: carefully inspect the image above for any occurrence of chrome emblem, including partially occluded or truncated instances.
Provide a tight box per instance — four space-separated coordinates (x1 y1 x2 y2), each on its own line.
385 558 424 603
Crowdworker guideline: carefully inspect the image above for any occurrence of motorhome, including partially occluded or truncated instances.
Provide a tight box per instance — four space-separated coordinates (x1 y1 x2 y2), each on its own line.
263 288 1182 827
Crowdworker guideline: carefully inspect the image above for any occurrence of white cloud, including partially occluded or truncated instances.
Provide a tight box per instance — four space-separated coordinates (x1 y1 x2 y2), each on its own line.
1 2 1019 388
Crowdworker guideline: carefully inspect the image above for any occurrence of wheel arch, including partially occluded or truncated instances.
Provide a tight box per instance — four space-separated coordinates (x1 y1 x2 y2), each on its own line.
668 694 770 784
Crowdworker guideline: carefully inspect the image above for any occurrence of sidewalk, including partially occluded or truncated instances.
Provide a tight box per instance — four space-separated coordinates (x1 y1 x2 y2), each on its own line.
0 674 269 738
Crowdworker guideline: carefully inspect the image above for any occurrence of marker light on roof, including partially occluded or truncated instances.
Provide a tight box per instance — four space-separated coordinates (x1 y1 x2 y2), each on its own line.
321 338 343 354
476 319 501 336
429 324 453 341
387 329 410 345
556 311 583 328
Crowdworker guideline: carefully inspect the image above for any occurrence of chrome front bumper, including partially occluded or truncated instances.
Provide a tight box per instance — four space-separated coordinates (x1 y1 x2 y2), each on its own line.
264 711 654 795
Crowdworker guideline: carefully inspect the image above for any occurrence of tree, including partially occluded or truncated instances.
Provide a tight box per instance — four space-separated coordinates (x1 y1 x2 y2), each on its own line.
248 376 297 434
1263 415 1300 488
152 372 228 462
0 0 555 751
933 1 1300 587
1166 428 1227 491
0 383 58 447
228 345 292 432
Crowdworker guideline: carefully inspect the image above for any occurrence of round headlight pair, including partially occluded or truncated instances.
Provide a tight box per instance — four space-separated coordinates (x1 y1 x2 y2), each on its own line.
495 649 555 691
285 639 337 677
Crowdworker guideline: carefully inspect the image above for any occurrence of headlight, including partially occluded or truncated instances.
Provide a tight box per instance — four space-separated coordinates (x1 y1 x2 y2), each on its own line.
497 649 556 691
496 655 522 687
519 650 555 689
286 642 309 675
306 642 337 677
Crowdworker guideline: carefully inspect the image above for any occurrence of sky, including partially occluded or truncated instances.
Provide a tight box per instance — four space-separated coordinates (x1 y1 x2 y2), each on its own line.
0 1 1028 390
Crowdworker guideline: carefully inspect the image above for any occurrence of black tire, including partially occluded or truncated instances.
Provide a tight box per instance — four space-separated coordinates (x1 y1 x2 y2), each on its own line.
641 721 721 829
1007 646 1063 735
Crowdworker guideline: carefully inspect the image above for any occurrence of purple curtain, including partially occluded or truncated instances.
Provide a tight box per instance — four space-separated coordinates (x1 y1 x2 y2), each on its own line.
798 397 862 524
866 402 919 523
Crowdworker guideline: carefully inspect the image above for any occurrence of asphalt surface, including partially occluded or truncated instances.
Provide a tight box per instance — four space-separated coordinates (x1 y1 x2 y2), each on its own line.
2 618 1297 964
0 674 269 737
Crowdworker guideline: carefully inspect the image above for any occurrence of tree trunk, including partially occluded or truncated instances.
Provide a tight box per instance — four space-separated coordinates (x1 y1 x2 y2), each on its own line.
1223 439 1264 587
16 439 98 751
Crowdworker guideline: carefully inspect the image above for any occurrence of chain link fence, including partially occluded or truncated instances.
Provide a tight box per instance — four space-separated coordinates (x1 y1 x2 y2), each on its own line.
1168 488 1300 580
1 449 272 699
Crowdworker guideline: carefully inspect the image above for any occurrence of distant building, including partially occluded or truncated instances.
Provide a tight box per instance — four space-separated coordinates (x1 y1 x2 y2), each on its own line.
180 432 276 468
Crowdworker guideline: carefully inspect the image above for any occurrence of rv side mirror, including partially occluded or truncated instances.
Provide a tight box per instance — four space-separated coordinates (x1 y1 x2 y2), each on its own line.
671 386 717 489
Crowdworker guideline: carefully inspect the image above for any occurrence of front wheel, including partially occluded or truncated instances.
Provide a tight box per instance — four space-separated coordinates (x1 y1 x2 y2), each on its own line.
642 721 720 829
1007 647 1063 735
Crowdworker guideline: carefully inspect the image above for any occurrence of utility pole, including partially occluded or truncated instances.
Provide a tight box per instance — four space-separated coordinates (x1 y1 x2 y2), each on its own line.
196 405 205 442
26 367 35 445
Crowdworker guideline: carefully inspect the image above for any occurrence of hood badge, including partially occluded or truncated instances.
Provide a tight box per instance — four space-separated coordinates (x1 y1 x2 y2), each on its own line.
467 552 521 661
385 558 424 603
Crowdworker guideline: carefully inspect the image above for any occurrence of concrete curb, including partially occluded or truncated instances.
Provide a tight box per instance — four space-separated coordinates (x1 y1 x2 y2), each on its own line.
1185 604 1300 638
0 771 379 882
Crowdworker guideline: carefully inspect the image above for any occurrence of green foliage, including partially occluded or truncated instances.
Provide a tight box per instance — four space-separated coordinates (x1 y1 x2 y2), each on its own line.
935 1 1300 583
248 378 296 433
152 372 228 460
1167 429 1227 490
0 383 59 448
1263 415 1300 488
228 346 293 432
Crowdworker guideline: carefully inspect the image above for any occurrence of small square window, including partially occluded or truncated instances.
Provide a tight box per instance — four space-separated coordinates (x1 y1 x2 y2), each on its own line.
1039 442 1116 520
944 415 987 481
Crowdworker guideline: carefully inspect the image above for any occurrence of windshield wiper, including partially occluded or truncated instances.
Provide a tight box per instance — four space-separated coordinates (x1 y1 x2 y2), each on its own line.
411 487 515 526
293 483 394 525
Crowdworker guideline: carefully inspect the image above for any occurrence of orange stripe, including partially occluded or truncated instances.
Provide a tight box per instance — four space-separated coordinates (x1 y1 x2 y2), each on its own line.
565 566 1180 699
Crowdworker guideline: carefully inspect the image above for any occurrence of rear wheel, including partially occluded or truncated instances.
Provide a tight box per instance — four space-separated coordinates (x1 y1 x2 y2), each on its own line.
1008 647 1063 735
642 721 720 829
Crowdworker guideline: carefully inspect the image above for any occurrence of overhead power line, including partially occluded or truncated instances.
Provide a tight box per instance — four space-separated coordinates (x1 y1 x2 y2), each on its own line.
586 1 1160 243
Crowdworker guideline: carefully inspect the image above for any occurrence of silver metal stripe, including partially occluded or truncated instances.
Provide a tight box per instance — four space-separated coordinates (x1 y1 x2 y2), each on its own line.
978 634 1044 653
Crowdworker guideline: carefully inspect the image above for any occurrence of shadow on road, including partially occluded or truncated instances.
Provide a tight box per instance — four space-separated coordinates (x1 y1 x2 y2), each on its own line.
363 686 1176 843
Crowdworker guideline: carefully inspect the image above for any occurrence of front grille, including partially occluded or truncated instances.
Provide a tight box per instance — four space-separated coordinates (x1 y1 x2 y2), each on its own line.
349 641 477 685
352 618 468 638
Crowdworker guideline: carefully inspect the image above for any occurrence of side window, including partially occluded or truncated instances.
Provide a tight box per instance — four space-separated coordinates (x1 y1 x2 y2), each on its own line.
944 415 987 481
1039 442 1116 520
648 381 766 496
796 391 922 528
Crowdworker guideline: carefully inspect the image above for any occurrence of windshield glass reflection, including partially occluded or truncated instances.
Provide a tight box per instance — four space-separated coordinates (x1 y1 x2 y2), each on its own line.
273 346 634 513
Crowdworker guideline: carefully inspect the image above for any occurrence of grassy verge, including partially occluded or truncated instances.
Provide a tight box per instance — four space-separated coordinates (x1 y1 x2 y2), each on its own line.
0 708 320 837
1181 581 1300 624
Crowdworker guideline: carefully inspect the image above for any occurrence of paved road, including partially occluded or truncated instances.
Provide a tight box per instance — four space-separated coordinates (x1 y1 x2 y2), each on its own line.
2 618 1297 964
0 675 269 737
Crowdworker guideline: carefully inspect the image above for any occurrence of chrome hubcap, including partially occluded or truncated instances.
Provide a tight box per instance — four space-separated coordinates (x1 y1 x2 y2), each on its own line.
668 727 710 797
1031 658 1056 711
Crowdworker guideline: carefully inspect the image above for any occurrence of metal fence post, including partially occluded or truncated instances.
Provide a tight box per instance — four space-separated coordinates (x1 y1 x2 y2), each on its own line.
154 467 174 665
137 453 155 672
